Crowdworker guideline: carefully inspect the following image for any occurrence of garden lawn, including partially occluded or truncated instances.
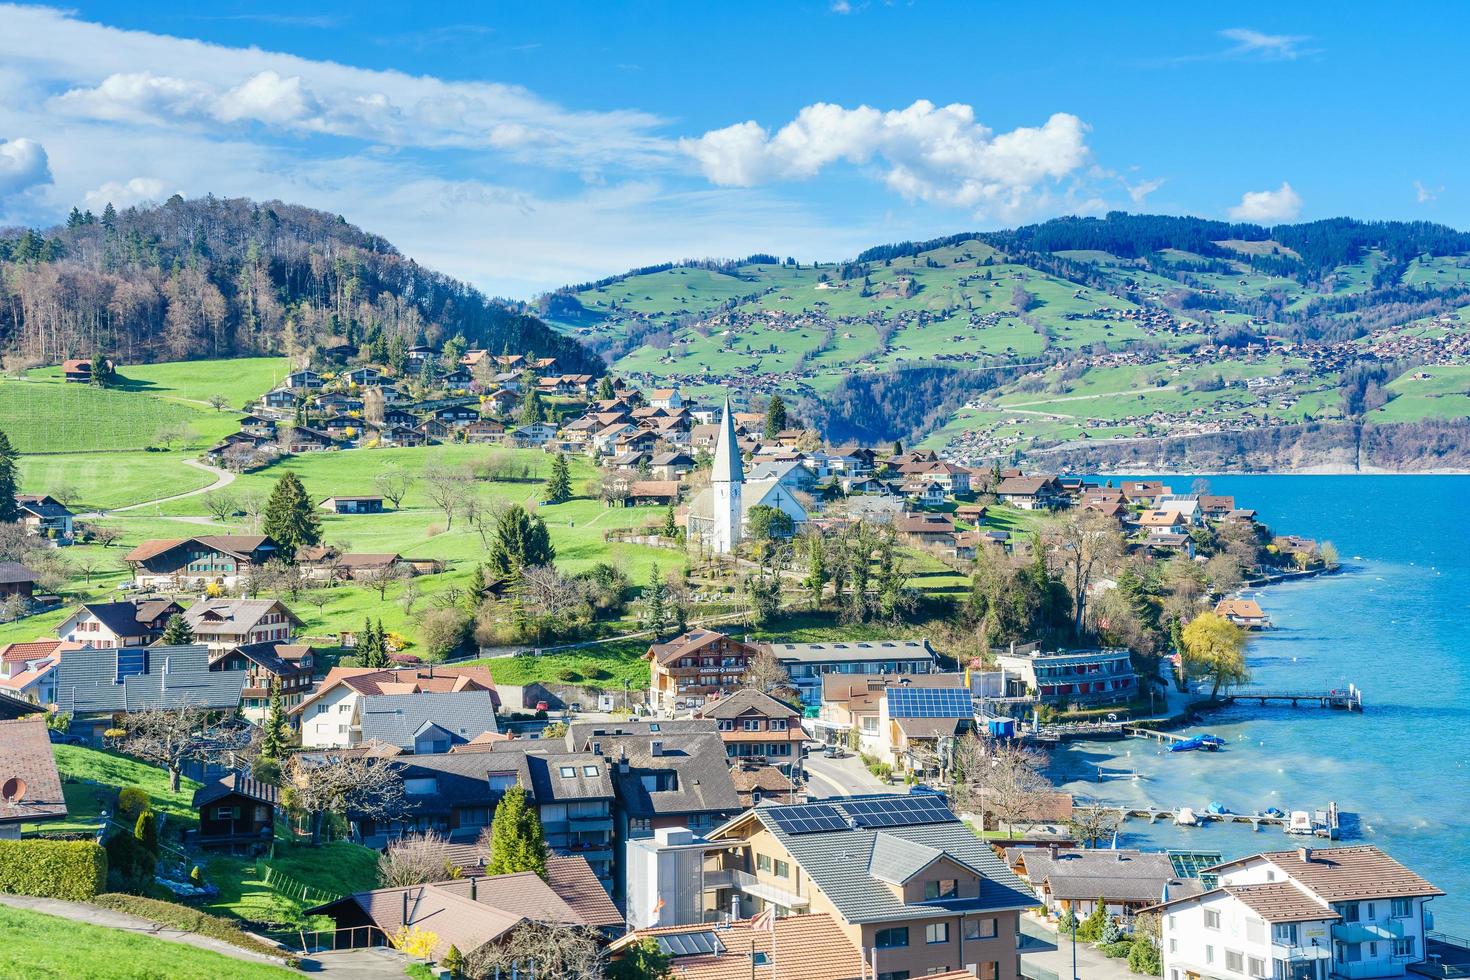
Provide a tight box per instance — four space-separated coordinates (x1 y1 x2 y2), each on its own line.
0 904 297 980
17 450 218 510
203 841 380 929
0 378 237 453
459 637 651 690
30 744 200 833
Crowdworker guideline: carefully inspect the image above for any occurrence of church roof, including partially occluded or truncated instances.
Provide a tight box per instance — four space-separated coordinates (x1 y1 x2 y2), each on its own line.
711 397 743 484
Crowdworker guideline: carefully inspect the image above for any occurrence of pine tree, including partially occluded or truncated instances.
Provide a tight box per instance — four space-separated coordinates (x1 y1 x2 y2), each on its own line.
160 614 194 646
134 810 158 853
358 617 389 668
543 452 571 504
763 394 787 439
596 375 616 401
486 784 547 878
468 563 487 600
661 505 678 538
805 540 828 608
0 430 18 523
260 680 289 761
262 471 322 555
520 387 546 425
644 564 668 640
101 202 118 231
486 505 555 577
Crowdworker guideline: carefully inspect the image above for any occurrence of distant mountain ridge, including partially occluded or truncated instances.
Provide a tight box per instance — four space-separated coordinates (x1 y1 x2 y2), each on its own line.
0 194 601 374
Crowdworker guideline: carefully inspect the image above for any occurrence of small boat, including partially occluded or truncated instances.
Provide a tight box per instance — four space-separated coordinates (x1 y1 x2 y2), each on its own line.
1200 735 1226 751
1170 736 1208 752
1286 811 1315 835
1175 807 1199 827
1264 807 1286 818
1205 801 1230 816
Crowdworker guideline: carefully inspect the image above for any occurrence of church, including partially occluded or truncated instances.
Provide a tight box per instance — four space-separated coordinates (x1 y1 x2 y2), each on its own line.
686 398 808 555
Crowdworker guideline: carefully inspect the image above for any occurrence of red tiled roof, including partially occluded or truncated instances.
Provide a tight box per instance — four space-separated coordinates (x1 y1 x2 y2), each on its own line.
612 913 863 980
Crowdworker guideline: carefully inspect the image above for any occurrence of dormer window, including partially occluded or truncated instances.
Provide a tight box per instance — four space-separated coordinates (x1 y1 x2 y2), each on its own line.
924 879 958 900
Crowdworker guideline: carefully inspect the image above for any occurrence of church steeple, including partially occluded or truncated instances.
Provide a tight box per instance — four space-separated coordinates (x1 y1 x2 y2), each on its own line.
711 396 743 484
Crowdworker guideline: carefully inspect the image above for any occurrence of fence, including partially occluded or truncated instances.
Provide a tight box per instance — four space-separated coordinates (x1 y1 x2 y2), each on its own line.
254 859 345 907
267 925 387 954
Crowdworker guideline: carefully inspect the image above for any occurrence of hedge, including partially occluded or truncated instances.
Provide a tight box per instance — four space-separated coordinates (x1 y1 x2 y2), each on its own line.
0 839 107 900
92 893 300 968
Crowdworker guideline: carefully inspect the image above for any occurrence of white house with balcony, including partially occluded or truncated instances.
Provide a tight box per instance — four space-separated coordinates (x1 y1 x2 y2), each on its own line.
1149 845 1442 980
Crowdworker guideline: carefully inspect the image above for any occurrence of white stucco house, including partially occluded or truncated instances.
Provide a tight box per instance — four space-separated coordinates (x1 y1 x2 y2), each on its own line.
1150 845 1442 980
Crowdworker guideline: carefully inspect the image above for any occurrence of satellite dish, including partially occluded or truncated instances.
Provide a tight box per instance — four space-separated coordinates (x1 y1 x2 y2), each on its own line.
1 776 26 804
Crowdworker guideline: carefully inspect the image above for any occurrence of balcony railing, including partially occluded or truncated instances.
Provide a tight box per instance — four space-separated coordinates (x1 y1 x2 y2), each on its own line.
702 868 809 910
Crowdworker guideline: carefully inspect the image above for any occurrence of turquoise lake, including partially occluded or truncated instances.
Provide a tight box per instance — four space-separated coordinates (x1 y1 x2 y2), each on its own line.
1045 475 1470 933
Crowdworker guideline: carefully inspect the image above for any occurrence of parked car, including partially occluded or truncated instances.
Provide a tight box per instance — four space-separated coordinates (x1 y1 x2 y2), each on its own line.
822 744 845 758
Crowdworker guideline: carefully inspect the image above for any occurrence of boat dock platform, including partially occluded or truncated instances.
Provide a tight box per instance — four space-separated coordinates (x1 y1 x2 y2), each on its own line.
1085 800 1341 838
1220 685 1363 711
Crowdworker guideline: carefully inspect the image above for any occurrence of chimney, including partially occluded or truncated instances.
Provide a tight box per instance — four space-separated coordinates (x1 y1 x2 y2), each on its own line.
1049 843 1059 860
651 740 664 757
402 889 410 925
618 747 629 774
1299 847 1313 864
470 876 477 901
160 655 170 691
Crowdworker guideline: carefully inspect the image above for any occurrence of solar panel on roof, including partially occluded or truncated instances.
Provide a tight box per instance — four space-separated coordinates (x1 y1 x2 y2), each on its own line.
764 803 850 835
842 794 956 828
884 685 974 718
655 931 725 958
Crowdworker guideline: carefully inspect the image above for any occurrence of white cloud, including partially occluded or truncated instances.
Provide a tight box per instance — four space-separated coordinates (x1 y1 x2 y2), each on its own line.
83 176 171 211
1414 180 1441 204
830 1 854 13
0 136 52 197
1218 28 1314 60
3 4 670 167
1124 176 1166 205
681 101 1091 219
1228 182 1302 222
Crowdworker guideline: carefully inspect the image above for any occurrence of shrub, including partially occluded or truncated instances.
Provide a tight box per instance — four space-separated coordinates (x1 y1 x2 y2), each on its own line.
116 787 150 818
104 832 155 894
92 894 299 968
589 668 612 681
134 811 158 853
556 668 581 682
0 839 107 900
1128 937 1162 976
1077 899 1108 942
419 607 472 660
1101 940 1133 958
189 865 203 886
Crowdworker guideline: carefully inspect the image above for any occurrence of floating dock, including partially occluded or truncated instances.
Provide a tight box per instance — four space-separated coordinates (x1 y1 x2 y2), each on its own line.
1084 800 1341 838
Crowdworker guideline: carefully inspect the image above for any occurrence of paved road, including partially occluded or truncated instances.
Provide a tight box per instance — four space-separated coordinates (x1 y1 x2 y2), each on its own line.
802 750 892 798
1019 914 1135 980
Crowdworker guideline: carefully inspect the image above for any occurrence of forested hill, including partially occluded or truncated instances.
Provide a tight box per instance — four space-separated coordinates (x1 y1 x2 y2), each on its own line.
0 195 601 373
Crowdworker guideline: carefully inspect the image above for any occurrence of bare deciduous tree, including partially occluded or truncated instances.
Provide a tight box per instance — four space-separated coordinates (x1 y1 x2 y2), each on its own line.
1045 510 1125 637
203 490 238 524
359 563 407 600
964 739 1052 839
286 755 406 845
118 706 253 792
422 464 471 530
463 922 604 980
82 524 123 549
373 468 414 509
743 648 791 694
1068 801 1124 848
377 830 455 887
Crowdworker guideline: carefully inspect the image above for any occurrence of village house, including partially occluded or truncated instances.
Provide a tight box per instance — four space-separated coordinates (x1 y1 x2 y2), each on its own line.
1215 597 1271 629
124 535 281 589
210 640 314 722
280 425 338 453
183 598 302 653
768 638 940 706
646 629 762 713
878 683 977 772
280 369 323 390
354 690 500 754
1014 846 1204 922
896 511 958 548
53 643 247 744
380 743 617 883
1149 845 1443 980
628 480 682 506
701 794 1034 980
0 639 66 704
995 645 1139 707
1199 494 1237 519
901 479 948 507
611 913 868 980
1136 508 1190 537
817 673 969 756
57 599 183 648
463 419 506 443
649 388 683 410
16 494 75 543
695 689 806 770
994 475 1067 510
292 665 499 749
307 856 622 962
1120 480 1171 505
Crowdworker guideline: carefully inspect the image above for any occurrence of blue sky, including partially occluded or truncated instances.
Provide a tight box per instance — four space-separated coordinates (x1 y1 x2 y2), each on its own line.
0 1 1465 296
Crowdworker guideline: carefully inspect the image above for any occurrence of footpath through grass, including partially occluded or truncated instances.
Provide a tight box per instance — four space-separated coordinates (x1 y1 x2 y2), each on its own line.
0 903 298 980
203 840 380 929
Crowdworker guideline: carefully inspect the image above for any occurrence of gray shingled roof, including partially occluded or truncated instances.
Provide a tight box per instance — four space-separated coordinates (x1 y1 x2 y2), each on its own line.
357 691 499 751
393 744 613 815
1019 848 1203 903
54 644 245 715
602 732 742 819
698 688 798 721
750 802 1034 924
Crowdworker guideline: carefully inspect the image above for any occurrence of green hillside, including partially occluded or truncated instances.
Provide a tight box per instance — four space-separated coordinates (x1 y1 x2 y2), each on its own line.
545 214 1470 456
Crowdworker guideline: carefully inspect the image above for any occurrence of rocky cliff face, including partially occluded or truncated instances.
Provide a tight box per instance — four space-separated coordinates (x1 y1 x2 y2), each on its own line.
1026 419 1470 473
